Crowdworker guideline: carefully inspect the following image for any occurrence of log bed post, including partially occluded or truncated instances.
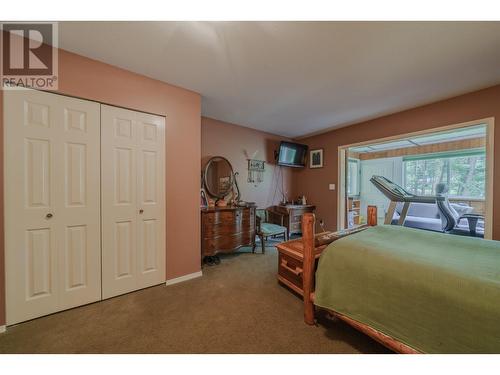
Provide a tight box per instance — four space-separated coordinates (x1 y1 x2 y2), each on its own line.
302 213 316 325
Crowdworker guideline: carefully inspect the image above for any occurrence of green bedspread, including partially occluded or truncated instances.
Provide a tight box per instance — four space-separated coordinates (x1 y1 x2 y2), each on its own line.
314 225 500 353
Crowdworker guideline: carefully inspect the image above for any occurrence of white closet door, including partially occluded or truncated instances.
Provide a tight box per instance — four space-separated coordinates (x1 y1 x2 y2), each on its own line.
101 105 165 299
4 89 101 325
57 94 101 309
135 112 166 289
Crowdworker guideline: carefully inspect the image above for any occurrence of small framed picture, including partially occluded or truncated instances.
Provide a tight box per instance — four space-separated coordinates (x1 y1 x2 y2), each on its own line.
310 149 324 168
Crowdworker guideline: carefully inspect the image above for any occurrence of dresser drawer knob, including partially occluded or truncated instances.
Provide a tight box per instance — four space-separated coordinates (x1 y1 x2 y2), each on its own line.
281 259 303 276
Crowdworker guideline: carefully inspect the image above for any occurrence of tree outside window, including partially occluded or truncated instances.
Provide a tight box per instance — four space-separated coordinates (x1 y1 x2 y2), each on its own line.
403 151 485 198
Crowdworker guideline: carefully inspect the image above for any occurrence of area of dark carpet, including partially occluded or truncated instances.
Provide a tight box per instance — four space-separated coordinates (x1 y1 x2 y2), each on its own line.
0 241 390 353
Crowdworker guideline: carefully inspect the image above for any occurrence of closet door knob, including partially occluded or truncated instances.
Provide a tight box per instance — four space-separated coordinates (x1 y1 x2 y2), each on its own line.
46 213 53 219
139 209 144 214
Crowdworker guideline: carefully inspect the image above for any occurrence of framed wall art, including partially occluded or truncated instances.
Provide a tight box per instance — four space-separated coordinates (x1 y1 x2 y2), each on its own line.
310 148 324 168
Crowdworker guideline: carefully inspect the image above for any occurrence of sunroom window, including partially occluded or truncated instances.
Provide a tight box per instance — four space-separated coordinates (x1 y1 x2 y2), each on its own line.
403 150 486 198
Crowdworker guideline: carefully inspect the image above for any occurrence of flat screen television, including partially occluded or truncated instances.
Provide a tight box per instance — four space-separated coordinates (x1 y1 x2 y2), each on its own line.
277 141 308 168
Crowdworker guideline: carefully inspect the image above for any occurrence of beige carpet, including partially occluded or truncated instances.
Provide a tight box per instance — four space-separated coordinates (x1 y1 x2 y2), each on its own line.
0 241 389 353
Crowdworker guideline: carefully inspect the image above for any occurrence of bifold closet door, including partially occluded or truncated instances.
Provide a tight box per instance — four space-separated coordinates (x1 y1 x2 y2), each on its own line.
4 89 101 325
101 105 166 299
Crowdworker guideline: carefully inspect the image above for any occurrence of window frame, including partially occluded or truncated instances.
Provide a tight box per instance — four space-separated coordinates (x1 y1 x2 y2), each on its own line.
347 157 360 197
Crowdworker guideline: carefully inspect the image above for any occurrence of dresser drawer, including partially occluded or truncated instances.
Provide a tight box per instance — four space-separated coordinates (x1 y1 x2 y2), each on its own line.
203 221 243 238
242 217 255 230
290 222 302 233
204 211 243 225
203 233 243 254
241 230 255 245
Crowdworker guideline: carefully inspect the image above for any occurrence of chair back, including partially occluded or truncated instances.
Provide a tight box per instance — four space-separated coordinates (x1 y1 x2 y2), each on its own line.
256 209 267 223
435 183 460 232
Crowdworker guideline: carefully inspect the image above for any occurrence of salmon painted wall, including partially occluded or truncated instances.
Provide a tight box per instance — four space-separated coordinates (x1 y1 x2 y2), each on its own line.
0 48 202 326
202 117 293 207
293 84 500 238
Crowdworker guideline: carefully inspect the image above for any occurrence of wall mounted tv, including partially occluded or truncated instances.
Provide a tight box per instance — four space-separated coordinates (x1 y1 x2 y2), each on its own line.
277 141 308 168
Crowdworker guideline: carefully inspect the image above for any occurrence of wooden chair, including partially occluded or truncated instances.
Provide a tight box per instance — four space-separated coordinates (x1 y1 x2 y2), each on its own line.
255 208 288 254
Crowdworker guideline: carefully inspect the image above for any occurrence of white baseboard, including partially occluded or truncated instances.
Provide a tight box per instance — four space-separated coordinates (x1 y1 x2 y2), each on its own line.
165 270 202 286
0 325 5 333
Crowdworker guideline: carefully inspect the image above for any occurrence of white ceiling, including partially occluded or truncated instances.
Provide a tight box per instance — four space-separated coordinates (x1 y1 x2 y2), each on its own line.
59 22 500 138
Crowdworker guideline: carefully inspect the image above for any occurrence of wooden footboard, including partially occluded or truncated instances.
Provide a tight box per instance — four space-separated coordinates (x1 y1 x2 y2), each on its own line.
301 212 420 354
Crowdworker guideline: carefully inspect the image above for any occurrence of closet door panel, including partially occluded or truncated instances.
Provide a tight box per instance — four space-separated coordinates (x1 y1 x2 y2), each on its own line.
57 95 101 309
5 90 60 324
136 114 165 288
4 89 100 325
101 105 165 298
101 105 138 298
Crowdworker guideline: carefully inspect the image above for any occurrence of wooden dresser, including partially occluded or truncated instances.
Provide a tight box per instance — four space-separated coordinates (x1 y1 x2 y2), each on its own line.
268 204 315 237
201 205 256 257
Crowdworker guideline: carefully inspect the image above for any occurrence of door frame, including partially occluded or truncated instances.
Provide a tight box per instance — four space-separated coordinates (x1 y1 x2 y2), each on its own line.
337 117 495 240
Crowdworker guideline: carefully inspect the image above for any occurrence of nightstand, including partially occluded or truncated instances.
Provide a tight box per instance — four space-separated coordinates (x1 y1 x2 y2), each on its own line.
276 226 368 296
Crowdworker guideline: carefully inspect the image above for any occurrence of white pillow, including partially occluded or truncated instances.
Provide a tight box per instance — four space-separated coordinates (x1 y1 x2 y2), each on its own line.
451 203 473 217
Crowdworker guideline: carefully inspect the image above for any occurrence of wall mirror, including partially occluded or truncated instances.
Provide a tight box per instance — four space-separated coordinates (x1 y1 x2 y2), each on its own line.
203 156 235 198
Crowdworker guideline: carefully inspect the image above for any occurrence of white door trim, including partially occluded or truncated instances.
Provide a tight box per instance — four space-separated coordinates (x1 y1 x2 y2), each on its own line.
337 117 495 239
337 147 347 231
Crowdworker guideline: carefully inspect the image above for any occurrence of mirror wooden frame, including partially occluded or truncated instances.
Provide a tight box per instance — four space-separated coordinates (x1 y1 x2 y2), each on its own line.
203 156 235 199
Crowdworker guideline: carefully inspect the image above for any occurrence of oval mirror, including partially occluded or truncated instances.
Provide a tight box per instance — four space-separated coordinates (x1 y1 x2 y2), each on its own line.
204 156 234 199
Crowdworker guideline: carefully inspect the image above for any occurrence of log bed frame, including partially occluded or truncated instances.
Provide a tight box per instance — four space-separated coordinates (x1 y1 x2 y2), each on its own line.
301 212 421 354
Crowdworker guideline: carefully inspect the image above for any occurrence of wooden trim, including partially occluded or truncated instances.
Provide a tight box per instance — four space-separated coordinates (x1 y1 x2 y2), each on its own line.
301 212 421 353
449 198 485 202
347 150 361 159
358 137 485 160
277 275 303 295
280 259 303 275
339 117 493 149
277 243 325 261
326 310 420 354
485 119 494 239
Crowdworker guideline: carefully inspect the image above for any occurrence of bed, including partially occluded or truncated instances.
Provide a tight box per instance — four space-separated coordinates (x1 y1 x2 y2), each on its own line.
301 213 500 354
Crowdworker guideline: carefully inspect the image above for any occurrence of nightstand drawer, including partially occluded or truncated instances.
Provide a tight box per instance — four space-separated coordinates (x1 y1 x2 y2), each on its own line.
278 253 304 292
276 226 367 298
